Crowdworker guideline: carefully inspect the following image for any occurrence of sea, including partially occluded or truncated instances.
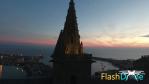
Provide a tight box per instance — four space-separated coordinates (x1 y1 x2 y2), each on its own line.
1 44 149 79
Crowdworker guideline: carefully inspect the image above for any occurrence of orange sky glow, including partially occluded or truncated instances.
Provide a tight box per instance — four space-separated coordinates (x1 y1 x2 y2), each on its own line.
1 37 149 48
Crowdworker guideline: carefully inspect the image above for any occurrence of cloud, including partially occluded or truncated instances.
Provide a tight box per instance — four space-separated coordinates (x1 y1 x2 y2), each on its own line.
141 34 149 37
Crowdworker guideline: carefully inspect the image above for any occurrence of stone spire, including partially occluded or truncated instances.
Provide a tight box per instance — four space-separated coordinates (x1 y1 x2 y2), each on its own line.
64 0 78 31
53 0 83 57
52 1 93 83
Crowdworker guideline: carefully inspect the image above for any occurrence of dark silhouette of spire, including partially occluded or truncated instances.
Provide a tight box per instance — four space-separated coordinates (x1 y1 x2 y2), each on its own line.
51 1 93 84
64 0 78 32
53 0 82 56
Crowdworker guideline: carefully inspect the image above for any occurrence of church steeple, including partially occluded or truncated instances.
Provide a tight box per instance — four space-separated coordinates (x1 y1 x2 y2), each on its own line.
52 1 93 83
64 0 78 32
53 0 82 56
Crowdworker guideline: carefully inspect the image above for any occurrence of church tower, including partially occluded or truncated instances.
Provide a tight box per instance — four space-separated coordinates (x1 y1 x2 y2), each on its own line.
51 0 93 84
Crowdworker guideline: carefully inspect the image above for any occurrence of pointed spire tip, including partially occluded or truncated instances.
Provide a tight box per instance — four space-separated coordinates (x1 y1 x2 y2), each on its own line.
70 0 74 3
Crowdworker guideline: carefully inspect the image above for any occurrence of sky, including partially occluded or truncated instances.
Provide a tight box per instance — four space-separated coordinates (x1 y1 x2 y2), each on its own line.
1 0 149 48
